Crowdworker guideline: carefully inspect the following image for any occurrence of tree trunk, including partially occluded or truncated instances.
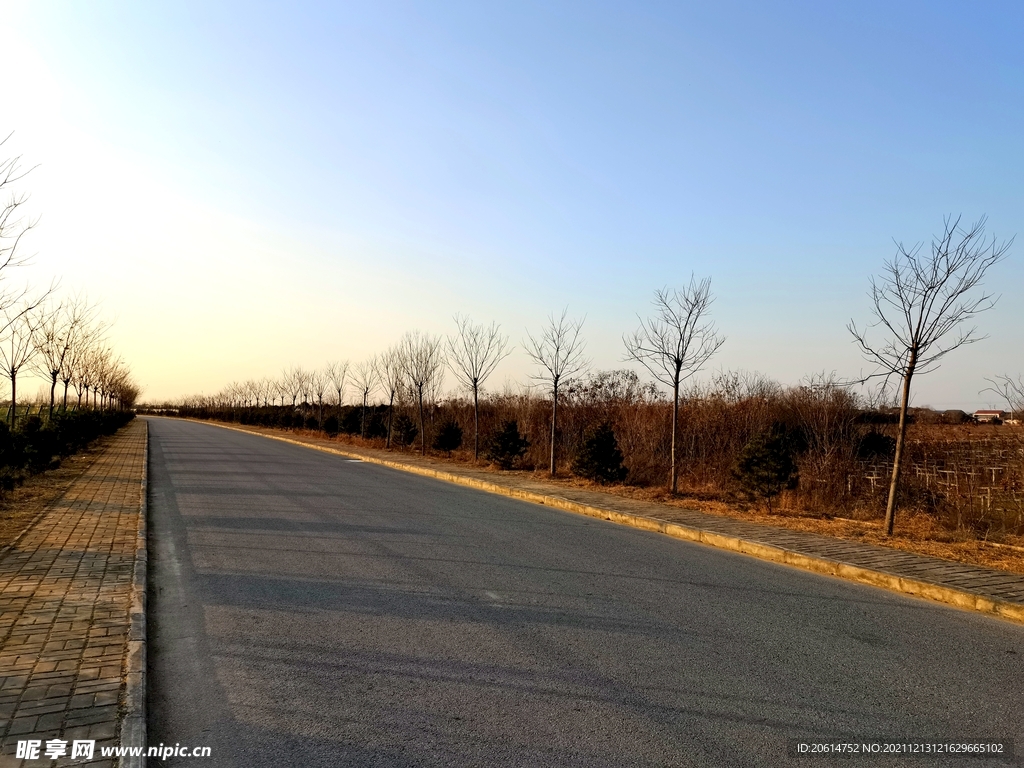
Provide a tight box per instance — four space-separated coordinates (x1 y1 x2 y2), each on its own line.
671 375 680 494
62 380 70 412
385 393 395 449
473 384 480 461
49 372 58 421
549 380 558 476
418 387 426 455
361 393 367 438
10 371 17 429
884 353 917 536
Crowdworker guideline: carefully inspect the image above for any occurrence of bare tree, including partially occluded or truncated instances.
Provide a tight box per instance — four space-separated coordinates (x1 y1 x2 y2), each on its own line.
273 376 290 408
295 367 312 417
0 135 36 278
983 374 1024 421
524 309 589 475
283 366 302 409
849 215 1011 535
0 301 42 426
399 331 445 455
447 315 512 460
41 297 100 416
60 314 106 412
326 360 349 411
624 277 725 493
352 359 378 438
311 368 330 426
375 346 404 449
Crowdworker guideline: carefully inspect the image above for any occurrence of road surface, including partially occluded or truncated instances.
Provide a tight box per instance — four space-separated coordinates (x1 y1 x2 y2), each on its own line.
146 417 1024 766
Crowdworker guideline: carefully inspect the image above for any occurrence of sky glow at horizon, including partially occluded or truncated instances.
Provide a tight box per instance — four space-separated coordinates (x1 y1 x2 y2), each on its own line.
2 1 1022 409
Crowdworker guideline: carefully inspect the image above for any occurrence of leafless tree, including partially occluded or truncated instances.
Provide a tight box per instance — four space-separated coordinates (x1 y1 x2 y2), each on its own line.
375 346 404 449
72 346 91 409
524 309 589 475
295 367 312 416
311 368 330 426
257 377 272 408
849 215 1012 535
0 301 42 426
399 331 445 455
60 320 96 411
447 315 512 460
983 374 1024 421
624 277 725 493
352 358 378 438
283 367 302 409
35 296 97 418
0 135 36 279
273 376 290 408
326 360 349 410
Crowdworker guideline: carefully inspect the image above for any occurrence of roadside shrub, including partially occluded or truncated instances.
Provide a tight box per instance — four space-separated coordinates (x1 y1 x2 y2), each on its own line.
341 407 362 435
0 410 136 494
732 423 800 512
393 414 418 450
572 422 627 484
486 420 530 470
21 417 59 473
323 415 339 437
433 419 463 454
304 415 319 431
857 431 896 460
366 409 388 440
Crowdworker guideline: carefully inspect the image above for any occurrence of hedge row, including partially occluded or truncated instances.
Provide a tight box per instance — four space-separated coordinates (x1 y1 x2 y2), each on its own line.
0 410 136 490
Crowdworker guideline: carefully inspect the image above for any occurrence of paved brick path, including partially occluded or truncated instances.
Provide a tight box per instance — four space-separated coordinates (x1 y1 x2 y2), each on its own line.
0 419 147 768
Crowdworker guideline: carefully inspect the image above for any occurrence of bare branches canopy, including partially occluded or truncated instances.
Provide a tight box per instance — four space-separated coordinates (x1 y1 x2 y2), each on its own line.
447 315 511 460
624 276 725 493
849 215 1011 534
399 331 445 455
524 309 589 475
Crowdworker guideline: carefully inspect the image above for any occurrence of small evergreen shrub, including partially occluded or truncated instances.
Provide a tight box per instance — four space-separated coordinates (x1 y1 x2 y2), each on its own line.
571 422 627 484
304 415 319 431
433 419 463 454
732 423 800 512
486 420 530 470
393 414 418 449
323 415 339 437
366 409 388 439
341 407 362 435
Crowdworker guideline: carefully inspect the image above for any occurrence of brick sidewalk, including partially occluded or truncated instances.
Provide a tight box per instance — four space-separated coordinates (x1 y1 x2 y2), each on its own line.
0 419 147 768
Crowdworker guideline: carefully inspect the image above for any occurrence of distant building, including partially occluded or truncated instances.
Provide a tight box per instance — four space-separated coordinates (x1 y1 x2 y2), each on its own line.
974 409 1007 423
938 409 971 424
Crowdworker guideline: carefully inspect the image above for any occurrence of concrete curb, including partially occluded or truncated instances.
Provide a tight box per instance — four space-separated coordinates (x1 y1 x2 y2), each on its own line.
192 419 1024 626
119 420 148 768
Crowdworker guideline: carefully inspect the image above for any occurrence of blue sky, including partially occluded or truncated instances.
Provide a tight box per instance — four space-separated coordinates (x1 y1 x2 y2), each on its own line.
4 1 1023 406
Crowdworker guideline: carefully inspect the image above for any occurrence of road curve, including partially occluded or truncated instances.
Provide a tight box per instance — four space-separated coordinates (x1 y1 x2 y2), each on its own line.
145 417 1024 767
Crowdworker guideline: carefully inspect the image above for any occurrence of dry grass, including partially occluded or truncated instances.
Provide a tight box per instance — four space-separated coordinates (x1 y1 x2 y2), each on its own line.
0 435 115 549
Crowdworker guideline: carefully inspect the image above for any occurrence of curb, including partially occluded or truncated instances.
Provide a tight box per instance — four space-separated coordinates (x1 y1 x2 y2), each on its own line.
119 420 148 768
188 419 1024 626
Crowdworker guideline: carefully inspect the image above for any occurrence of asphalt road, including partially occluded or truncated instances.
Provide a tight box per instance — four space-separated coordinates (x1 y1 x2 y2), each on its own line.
146 417 1024 767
